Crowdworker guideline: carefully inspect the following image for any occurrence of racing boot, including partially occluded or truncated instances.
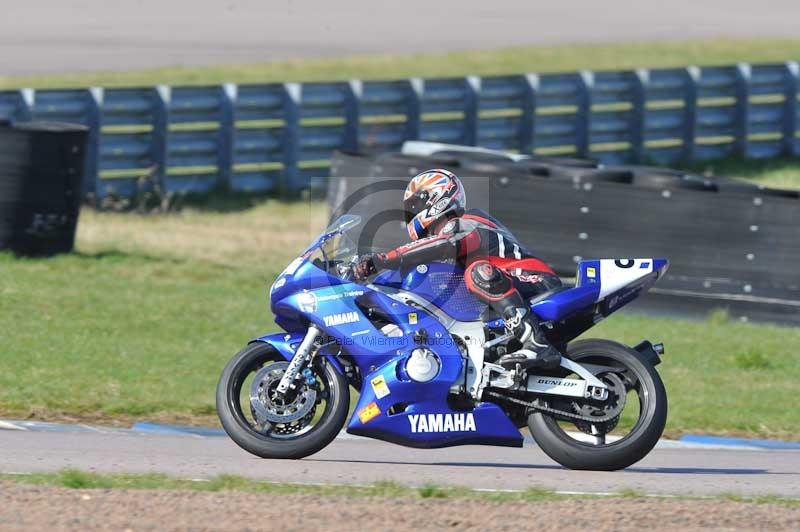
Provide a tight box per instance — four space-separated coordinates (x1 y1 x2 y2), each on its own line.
496 307 562 371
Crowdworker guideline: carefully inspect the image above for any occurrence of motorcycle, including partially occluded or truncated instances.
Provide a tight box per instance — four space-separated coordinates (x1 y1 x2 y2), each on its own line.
217 214 669 471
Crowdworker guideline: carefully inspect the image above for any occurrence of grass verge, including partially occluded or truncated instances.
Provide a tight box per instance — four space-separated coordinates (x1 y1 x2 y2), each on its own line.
0 469 561 502
2 470 799 507
2 38 800 89
689 158 800 190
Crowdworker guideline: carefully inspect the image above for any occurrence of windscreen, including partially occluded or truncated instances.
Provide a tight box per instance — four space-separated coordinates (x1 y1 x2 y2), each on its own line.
313 215 361 278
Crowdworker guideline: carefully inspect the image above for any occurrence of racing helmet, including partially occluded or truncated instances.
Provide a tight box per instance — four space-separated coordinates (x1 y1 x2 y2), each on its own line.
403 169 466 240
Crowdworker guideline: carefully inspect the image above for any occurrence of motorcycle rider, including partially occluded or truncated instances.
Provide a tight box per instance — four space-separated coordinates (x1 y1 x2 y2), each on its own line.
353 168 562 370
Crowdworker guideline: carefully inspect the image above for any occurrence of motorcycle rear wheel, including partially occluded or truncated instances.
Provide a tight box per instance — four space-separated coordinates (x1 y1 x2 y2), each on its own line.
216 342 350 459
528 339 667 471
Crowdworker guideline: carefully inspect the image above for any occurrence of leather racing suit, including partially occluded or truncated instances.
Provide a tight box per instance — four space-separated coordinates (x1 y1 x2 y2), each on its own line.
362 208 563 369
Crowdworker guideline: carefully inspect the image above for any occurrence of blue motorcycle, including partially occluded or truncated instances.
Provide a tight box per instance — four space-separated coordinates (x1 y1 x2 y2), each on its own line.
217 215 669 470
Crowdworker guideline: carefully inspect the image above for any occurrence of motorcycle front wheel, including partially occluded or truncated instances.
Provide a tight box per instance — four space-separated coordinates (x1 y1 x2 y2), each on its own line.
216 342 350 459
528 339 667 471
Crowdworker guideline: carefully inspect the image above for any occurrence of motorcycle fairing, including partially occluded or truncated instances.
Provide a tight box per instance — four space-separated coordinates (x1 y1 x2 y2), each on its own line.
264 263 523 448
269 259 348 318
534 258 670 345
572 258 669 318
347 356 522 448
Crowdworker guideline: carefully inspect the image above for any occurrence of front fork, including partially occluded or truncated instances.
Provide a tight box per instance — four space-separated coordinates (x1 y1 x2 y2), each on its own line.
276 324 321 394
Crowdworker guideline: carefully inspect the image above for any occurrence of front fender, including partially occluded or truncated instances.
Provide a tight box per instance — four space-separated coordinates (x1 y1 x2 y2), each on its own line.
249 331 346 376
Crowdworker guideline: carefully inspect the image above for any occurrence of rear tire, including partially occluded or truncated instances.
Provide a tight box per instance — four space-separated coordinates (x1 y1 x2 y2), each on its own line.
528 339 667 471
216 342 350 459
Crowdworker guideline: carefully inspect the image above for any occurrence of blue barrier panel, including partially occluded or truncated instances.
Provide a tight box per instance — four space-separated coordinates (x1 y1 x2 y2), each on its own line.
745 63 796 159
531 72 588 157
693 65 747 161
586 70 644 163
230 83 294 193
0 90 32 122
476 75 533 153
4 62 799 200
792 62 800 157
641 68 696 164
784 62 799 157
162 85 233 194
357 80 419 153
95 87 166 199
31 89 95 123
294 82 357 192
418 77 477 146
31 89 100 194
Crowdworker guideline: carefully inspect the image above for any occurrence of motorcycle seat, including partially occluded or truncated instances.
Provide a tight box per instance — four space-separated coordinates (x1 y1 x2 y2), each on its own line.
529 285 572 306
530 285 598 321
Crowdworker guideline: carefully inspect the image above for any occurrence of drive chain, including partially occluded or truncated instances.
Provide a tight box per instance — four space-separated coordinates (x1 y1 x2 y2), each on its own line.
484 390 623 424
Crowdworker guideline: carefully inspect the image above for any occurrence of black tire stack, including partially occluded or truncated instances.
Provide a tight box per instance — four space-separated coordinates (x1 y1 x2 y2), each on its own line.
0 122 88 256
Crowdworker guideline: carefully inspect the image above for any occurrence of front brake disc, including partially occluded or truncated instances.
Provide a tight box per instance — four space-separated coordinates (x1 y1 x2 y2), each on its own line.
249 361 317 425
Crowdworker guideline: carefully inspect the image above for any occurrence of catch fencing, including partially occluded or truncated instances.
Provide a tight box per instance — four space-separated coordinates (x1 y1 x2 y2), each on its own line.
1 62 799 198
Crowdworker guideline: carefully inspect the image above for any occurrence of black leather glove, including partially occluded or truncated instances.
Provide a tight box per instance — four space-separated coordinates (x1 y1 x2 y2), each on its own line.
353 254 377 281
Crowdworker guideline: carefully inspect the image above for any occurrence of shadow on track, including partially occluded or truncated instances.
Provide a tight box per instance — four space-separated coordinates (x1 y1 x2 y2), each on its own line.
307 458 772 476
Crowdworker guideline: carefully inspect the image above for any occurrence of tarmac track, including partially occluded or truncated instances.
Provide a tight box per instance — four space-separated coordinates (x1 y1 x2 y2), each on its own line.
3 0 800 76
1 427 799 498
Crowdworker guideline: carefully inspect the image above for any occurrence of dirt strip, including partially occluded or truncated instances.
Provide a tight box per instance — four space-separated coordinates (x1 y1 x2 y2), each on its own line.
0 482 798 531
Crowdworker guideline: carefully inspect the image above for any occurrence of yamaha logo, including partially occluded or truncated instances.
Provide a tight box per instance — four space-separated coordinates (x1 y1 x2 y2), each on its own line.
323 311 360 327
408 413 476 433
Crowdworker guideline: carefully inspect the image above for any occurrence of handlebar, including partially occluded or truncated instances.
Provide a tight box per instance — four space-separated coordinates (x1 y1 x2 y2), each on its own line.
335 255 359 282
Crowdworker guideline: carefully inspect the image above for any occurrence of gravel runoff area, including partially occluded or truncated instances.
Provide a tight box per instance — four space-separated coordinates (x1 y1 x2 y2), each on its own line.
0 482 799 531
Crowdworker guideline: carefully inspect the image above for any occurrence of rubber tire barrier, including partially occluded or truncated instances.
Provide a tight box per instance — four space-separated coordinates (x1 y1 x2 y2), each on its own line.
0 121 88 256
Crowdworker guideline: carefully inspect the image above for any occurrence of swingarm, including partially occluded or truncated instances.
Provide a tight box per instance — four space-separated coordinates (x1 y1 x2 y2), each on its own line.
475 357 609 401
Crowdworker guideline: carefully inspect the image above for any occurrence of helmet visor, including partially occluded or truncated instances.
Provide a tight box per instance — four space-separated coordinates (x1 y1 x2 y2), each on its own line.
403 191 429 224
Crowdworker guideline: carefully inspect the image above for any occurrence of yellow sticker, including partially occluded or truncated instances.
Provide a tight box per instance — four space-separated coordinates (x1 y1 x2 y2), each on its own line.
587 267 596 278
408 312 418 325
358 402 381 424
370 375 391 399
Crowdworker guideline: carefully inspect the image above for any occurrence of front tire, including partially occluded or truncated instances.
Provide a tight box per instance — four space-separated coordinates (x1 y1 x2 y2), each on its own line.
216 342 350 459
528 339 667 471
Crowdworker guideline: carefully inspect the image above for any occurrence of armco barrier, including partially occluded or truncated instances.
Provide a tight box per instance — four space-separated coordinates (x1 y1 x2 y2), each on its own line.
328 150 800 325
1 62 798 198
